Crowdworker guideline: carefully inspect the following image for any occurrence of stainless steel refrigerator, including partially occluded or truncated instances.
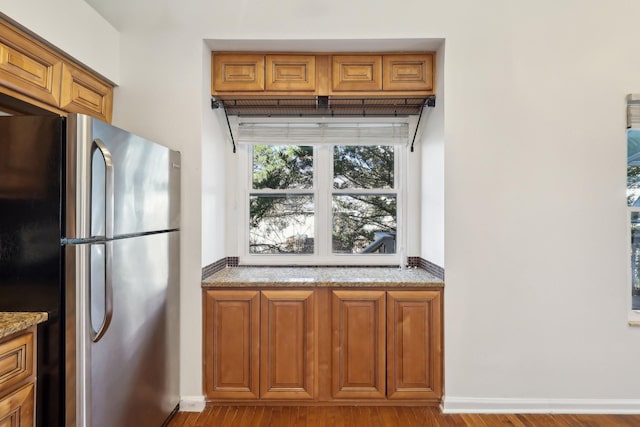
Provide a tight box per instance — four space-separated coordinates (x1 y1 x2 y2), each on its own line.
0 113 180 427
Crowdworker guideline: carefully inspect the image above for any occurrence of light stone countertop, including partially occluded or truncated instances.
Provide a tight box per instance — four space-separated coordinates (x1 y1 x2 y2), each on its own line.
202 266 444 288
0 312 48 340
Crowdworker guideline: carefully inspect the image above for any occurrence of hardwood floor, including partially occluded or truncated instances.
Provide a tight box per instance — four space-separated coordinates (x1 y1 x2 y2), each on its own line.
167 405 640 426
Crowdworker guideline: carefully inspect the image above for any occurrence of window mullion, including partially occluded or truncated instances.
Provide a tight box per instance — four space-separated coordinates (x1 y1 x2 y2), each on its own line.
316 145 330 257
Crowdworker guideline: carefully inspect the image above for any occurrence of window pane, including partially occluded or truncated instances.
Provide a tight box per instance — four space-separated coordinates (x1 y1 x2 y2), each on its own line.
628 130 640 206
253 145 313 190
333 145 394 189
332 195 396 254
250 195 314 254
633 213 640 310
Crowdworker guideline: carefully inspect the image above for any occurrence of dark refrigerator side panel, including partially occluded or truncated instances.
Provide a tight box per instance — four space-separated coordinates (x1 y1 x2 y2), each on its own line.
0 115 66 427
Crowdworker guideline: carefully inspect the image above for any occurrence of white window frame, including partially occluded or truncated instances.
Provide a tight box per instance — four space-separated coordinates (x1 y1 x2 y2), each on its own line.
227 116 419 266
628 126 640 325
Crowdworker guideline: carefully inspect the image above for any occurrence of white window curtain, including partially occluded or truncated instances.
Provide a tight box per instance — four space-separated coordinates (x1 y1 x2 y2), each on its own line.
235 121 410 146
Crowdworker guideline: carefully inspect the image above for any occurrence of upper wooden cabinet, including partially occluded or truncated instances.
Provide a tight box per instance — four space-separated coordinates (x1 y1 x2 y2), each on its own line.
331 55 382 92
60 63 113 123
0 18 114 122
265 55 316 91
0 21 62 107
213 54 265 92
383 54 433 92
211 52 435 97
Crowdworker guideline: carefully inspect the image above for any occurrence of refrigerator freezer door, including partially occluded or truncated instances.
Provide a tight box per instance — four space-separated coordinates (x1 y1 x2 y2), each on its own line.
66 114 180 240
75 231 180 427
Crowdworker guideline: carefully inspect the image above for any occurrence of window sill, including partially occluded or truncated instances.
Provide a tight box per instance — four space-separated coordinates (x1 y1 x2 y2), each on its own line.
628 310 640 326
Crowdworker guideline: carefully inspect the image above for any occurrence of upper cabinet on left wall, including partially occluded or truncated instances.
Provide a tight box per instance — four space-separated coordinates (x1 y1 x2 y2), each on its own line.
0 18 113 123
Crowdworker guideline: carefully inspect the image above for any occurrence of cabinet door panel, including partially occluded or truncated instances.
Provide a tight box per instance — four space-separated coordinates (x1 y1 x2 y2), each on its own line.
331 55 382 92
266 55 315 91
383 54 434 91
60 63 113 123
387 290 442 400
332 290 385 399
204 290 260 399
260 290 315 399
212 54 265 92
0 23 62 106
0 383 34 427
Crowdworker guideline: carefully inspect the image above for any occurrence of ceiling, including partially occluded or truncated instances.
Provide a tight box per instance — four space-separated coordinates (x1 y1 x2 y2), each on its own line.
83 0 444 53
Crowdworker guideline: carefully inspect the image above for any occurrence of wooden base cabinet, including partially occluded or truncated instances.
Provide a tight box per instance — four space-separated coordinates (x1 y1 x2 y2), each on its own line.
0 327 37 427
203 290 315 400
387 290 442 400
203 287 442 404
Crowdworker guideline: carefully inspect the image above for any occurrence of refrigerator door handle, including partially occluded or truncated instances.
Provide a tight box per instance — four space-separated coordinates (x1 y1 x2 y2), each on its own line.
92 138 114 240
91 241 113 342
90 137 115 343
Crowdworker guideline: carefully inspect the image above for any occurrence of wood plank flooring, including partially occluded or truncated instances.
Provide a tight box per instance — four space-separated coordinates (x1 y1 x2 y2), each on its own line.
167 405 640 426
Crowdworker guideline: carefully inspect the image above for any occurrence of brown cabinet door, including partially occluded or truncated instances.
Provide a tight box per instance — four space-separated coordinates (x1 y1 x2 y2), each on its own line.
383 54 434 92
203 290 260 399
0 22 62 107
265 55 316 91
60 63 113 123
260 290 315 399
331 290 386 399
0 383 34 427
212 54 265 92
331 55 382 92
387 290 442 400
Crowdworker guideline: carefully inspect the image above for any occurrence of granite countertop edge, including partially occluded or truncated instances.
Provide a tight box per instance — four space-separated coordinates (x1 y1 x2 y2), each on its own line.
201 266 445 288
0 312 49 340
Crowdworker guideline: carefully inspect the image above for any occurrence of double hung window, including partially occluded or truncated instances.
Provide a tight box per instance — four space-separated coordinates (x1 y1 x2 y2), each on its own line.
234 120 412 265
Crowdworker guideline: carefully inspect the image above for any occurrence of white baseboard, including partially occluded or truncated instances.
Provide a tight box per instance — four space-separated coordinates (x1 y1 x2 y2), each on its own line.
179 396 206 412
442 396 640 414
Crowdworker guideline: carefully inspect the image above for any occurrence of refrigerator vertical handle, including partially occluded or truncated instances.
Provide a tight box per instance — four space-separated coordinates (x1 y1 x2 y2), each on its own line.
92 138 114 240
90 138 114 342
91 241 113 342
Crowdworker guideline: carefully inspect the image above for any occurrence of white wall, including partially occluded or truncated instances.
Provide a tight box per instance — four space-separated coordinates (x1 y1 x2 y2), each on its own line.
0 0 119 81
11 0 640 412
421 44 445 267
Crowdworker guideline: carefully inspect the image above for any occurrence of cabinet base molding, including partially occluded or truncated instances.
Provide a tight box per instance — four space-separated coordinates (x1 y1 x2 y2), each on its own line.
203 399 441 407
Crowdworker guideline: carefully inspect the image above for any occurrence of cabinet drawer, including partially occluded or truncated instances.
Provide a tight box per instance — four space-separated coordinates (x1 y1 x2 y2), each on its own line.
0 331 34 393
